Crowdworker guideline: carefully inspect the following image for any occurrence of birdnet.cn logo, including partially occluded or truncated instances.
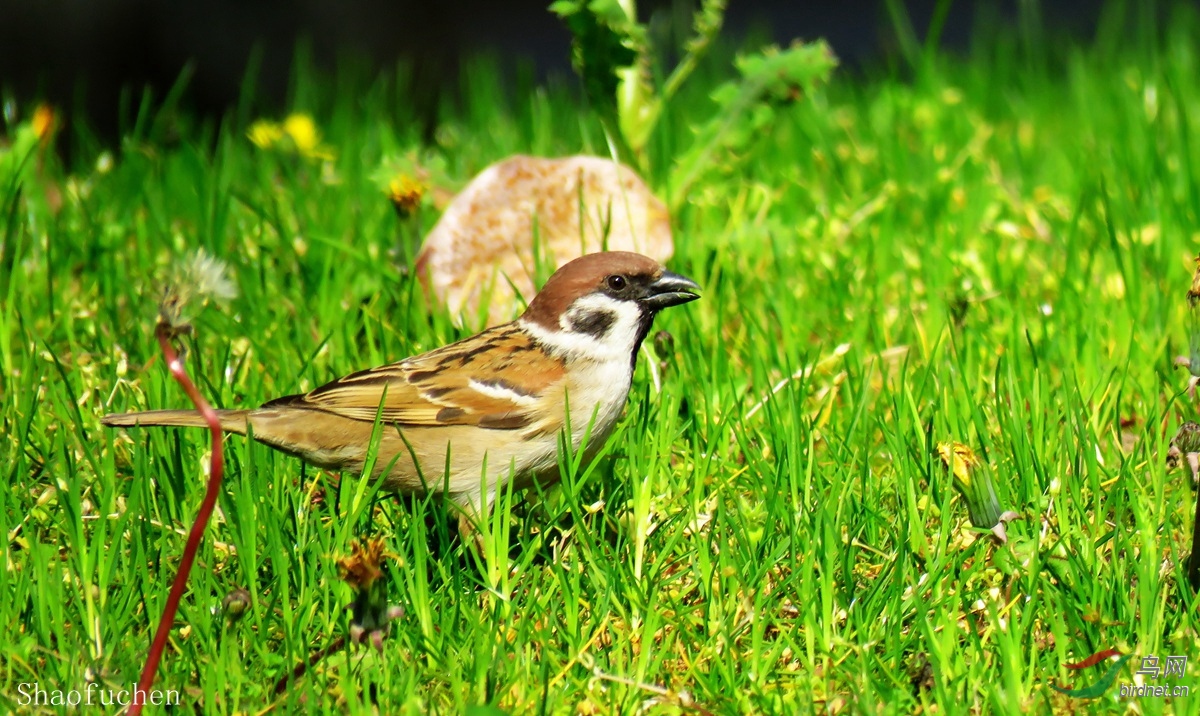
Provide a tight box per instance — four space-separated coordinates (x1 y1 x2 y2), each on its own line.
1052 649 1190 699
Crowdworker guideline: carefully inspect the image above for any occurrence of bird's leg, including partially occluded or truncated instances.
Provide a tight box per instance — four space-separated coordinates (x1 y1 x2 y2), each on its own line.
452 491 493 557
456 506 485 555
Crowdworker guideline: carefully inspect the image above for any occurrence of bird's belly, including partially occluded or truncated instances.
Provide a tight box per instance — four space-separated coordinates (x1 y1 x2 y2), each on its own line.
400 379 628 498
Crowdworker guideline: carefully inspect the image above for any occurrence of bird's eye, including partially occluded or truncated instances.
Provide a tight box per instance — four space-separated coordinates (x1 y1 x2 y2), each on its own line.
606 275 627 291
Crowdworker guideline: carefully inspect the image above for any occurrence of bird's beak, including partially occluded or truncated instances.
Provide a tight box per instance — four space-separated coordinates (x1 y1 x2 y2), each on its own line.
642 270 701 311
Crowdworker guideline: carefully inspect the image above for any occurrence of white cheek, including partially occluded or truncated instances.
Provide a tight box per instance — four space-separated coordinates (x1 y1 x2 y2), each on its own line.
519 294 644 362
518 294 644 447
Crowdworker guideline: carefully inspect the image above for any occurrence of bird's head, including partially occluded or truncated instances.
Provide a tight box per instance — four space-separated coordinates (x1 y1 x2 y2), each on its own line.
521 251 701 361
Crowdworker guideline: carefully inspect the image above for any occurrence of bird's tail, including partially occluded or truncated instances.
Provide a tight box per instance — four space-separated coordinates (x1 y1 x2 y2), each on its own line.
101 409 251 435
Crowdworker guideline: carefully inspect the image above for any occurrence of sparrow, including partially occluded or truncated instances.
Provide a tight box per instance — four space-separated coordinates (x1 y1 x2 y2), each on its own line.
102 251 700 534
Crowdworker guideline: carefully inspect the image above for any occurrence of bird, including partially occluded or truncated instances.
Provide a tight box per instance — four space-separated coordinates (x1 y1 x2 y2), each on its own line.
102 251 700 535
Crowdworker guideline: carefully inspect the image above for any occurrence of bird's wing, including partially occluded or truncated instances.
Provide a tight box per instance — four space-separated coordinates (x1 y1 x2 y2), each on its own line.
261 324 564 430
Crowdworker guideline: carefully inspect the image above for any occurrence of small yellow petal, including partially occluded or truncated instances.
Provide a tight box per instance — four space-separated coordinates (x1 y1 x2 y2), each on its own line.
32 104 57 142
387 175 427 217
283 113 319 152
247 120 283 149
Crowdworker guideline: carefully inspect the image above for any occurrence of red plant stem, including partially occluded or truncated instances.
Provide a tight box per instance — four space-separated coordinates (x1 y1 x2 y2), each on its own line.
1063 648 1122 669
128 323 226 716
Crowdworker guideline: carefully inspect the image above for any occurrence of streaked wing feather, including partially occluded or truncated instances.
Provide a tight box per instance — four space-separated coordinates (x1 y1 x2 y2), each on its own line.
262 325 562 429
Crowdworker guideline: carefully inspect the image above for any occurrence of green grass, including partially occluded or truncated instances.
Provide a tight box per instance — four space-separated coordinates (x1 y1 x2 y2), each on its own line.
5 2 1200 713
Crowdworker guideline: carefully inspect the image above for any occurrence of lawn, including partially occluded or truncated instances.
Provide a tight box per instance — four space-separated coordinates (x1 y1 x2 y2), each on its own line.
3 2 1200 714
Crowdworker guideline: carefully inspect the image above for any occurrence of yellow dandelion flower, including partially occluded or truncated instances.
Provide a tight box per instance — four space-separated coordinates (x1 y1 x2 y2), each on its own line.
247 120 284 149
387 175 427 218
31 104 58 143
248 113 334 160
283 113 336 160
283 113 319 153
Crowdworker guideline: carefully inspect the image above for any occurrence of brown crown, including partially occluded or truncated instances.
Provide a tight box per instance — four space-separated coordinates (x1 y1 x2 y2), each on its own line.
522 252 664 329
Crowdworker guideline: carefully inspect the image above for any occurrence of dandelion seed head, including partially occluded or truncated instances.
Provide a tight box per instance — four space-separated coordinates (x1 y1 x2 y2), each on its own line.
159 249 237 329
181 249 238 304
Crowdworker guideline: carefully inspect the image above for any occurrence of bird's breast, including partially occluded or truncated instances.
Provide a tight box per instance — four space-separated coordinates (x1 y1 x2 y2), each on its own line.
561 355 634 448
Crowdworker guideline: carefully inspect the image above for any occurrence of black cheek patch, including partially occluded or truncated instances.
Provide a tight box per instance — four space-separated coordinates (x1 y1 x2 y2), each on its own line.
570 308 616 338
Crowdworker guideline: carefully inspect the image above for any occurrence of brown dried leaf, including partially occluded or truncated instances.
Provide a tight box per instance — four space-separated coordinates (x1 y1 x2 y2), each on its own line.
337 538 389 590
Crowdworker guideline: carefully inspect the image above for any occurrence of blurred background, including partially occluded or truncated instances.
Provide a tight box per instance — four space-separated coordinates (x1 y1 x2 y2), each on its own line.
0 0 1114 142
